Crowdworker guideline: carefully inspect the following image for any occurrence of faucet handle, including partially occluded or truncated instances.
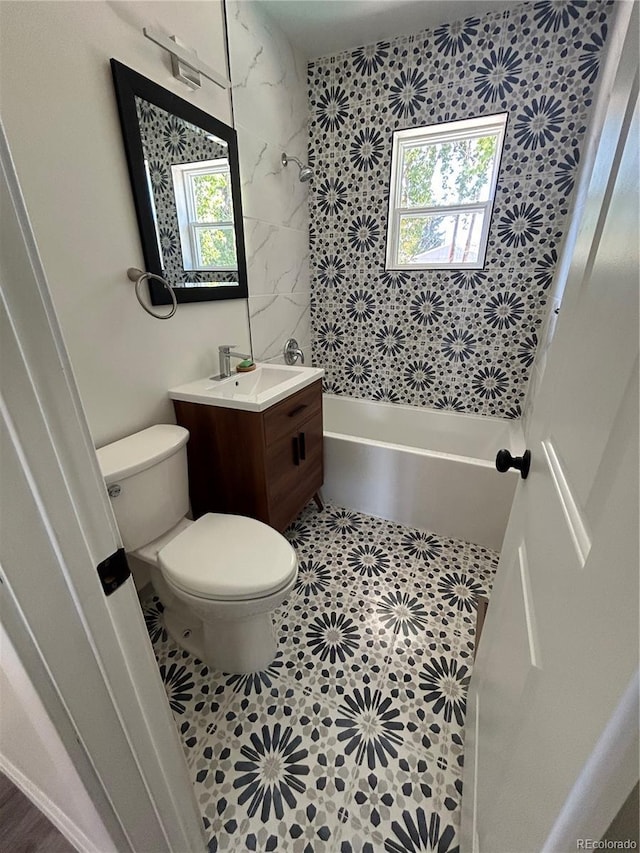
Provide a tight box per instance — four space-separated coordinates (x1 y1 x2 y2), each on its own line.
218 344 236 353
284 338 304 365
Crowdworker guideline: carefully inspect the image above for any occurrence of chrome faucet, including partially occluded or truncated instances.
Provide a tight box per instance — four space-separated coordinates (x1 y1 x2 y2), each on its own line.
216 344 252 379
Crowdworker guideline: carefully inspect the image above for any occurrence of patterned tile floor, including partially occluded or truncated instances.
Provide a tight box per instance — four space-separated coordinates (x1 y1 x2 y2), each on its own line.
142 502 499 852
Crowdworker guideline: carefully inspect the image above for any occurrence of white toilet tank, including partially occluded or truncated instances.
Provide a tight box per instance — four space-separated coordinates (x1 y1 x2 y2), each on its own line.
96 425 190 552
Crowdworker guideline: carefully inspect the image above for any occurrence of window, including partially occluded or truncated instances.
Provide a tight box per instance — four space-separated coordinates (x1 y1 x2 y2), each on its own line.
171 159 237 270
385 113 507 270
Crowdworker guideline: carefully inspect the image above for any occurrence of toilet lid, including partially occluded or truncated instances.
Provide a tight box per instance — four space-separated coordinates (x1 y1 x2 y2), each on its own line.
158 513 297 600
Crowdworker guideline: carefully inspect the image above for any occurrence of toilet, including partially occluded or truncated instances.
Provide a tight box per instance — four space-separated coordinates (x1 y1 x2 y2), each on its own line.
96 424 297 673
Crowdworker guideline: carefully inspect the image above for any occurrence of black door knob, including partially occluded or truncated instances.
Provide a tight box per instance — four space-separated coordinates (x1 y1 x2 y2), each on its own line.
496 448 531 479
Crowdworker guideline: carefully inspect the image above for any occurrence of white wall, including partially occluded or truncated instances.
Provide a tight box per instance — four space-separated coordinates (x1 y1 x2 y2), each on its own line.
0 626 114 852
0 1 251 448
226 1 311 363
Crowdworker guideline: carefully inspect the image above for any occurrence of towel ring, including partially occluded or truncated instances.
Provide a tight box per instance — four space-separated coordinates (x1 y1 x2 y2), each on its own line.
127 268 177 319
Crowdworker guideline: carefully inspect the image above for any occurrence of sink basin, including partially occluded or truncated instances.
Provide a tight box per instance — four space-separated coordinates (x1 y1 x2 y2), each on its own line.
216 366 299 398
169 363 324 412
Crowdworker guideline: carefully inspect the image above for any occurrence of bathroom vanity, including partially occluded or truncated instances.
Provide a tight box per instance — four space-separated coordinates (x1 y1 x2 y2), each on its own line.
169 366 324 532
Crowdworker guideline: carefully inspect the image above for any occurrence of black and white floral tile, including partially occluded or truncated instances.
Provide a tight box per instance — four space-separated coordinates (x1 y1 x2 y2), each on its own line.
142 502 499 852
307 0 613 418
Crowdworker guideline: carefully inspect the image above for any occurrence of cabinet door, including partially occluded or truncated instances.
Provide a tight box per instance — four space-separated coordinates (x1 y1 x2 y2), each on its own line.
265 410 323 531
173 400 269 521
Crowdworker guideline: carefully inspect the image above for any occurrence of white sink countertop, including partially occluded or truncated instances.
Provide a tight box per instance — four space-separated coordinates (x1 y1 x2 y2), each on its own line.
169 364 324 413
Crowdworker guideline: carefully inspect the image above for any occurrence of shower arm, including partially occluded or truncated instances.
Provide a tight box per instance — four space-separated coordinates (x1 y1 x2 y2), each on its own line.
281 152 313 182
282 153 303 169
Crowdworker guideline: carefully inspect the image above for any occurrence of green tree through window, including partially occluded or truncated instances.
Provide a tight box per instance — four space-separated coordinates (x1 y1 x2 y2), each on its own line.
386 115 507 269
192 172 236 268
172 159 238 271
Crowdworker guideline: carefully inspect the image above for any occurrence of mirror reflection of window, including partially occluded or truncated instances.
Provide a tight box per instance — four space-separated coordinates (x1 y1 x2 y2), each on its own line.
171 160 237 271
134 95 238 288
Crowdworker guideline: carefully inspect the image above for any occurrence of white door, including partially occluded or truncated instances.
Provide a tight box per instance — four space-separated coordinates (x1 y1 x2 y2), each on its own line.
0 124 205 851
461 6 639 852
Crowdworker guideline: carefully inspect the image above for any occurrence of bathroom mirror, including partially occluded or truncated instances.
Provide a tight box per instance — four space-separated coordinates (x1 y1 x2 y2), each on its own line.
111 59 248 305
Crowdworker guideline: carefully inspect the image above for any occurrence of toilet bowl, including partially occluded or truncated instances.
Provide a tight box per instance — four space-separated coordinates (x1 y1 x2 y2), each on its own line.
157 512 297 672
96 424 297 673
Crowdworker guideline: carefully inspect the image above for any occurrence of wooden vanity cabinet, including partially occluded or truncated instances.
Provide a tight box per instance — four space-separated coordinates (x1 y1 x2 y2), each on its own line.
173 379 323 532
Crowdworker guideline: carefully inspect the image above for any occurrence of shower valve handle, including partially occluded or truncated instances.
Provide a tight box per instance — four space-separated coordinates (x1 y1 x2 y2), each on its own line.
496 448 531 479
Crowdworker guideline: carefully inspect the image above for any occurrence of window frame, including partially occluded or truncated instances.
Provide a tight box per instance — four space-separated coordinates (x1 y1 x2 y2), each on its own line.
171 158 236 271
385 113 508 271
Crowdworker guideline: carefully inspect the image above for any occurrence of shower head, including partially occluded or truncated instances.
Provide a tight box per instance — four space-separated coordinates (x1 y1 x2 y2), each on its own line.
281 152 314 183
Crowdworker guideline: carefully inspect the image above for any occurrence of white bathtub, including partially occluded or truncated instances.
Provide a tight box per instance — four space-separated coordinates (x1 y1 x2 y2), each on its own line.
323 394 523 551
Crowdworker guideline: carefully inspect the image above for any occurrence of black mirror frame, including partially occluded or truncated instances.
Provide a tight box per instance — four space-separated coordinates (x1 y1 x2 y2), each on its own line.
110 59 248 305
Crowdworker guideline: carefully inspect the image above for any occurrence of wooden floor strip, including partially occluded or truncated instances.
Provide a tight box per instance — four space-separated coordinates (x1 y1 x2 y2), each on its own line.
0 773 76 853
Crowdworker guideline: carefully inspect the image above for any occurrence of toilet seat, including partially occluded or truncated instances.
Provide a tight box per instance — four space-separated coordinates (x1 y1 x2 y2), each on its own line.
158 513 297 601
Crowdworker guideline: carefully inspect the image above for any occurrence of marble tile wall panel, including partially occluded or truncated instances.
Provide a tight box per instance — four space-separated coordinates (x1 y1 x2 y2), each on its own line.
236 130 309 233
248 292 311 364
245 220 310 297
226 1 311 363
308 0 613 418
226 0 309 150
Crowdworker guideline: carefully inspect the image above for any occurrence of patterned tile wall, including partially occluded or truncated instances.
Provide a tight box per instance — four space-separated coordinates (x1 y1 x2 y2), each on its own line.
308 0 612 418
135 97 237 286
